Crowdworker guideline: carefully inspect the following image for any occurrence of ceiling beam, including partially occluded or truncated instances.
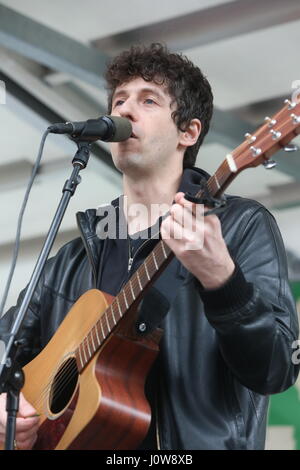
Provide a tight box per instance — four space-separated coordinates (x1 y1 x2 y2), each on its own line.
0 52 114 171
93 0 300 53
0 4 108 88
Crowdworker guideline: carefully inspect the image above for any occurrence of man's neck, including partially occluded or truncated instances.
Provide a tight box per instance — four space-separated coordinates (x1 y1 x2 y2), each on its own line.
123 170 182 235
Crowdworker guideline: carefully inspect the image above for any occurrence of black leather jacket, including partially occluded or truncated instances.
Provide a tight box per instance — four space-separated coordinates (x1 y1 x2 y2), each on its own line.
0 167 299 450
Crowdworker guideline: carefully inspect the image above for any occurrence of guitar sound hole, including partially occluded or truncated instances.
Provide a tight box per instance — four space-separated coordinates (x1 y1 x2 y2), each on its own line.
49 357 79 414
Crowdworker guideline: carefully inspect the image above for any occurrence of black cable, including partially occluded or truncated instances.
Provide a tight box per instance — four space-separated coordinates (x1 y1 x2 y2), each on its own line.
0 129 51 317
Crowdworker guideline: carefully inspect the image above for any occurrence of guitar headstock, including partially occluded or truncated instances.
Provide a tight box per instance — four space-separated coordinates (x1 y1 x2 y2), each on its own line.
229 97 300 173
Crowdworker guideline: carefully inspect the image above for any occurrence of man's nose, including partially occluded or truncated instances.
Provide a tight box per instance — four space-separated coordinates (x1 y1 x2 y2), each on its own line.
118 99 138 121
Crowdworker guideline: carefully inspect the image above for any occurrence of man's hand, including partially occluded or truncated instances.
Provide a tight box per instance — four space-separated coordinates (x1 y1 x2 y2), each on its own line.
161 192 235 289
0 392 40 450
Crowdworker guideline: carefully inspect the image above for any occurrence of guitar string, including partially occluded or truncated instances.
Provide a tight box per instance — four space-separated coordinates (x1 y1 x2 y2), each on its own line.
32 358 77 411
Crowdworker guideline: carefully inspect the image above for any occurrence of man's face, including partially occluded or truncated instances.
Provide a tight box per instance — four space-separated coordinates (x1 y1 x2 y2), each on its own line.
109 77 182 175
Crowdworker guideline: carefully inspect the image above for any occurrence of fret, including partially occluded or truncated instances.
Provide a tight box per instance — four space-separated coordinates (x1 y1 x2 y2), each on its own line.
116 296 122 316
86 337 91 358
118 293 125 313
133 275 141 295
100 318 105 339
213 173 220 190
82 341 87 364
129 279 136 300
123 290 129 309
111 303 117 325
144 262 150 281
222 160 228 174
137 270 143 290
206 177 216 196
148 255 156 274
152 251 158 270
161 242 168 259
105 312 111 333
78 345 84 369
95 322 101 347
90 327 96 352
215 167 225 189
158 244 166 263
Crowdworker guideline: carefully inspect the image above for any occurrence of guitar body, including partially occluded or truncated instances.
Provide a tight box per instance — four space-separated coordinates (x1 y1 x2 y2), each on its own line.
22 289 162 450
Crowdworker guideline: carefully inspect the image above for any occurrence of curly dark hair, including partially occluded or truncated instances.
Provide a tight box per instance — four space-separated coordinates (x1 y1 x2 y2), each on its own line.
105 43 213 168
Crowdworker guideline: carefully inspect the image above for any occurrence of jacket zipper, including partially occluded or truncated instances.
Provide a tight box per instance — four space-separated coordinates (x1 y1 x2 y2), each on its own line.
77 224 98 287
128 241 133 272
127 230 160 273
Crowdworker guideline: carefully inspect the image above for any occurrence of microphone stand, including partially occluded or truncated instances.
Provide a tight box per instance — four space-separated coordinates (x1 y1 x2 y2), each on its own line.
0 139 91 450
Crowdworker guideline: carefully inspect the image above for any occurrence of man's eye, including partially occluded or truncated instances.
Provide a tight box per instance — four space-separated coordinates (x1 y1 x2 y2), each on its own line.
114 100 124 106
144 98 155 104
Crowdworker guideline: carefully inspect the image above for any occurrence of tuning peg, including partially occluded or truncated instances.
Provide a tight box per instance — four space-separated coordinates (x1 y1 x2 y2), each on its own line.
245 132 256 143
264 116 277 127
263 160 277 169
270 129 282 140
250 146 262 156
284 144 299 152
291 113 300 124
284 99 297 109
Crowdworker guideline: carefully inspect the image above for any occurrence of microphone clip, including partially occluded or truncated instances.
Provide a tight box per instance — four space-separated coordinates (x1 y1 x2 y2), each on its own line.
71 139 91 169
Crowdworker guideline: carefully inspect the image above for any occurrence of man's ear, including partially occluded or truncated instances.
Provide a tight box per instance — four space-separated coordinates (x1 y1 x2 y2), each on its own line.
178 119 202 149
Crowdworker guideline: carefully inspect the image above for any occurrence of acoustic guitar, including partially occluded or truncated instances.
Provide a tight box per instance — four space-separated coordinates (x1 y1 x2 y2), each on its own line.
21 97 300 449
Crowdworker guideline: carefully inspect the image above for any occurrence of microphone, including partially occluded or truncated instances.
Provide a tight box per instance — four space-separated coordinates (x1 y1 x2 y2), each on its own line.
48 115 132 142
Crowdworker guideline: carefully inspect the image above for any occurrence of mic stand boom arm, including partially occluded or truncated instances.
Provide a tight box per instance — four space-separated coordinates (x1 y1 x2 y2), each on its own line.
0 139 91 450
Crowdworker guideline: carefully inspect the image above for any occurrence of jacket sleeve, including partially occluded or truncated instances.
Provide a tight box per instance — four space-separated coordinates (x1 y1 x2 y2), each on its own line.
0 274 44 367
198 204 299 395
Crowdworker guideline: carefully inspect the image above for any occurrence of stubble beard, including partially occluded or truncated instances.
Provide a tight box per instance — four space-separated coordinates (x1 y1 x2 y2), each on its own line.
113 151 149 176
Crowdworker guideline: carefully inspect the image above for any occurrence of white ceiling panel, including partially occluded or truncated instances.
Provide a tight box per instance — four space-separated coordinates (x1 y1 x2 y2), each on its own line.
0 0 228 43
185 19 300 109
0 156 122 244
0 100 71 165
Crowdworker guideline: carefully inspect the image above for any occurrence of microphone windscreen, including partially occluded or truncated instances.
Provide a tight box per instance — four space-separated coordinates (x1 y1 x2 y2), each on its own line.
108 116 132 142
